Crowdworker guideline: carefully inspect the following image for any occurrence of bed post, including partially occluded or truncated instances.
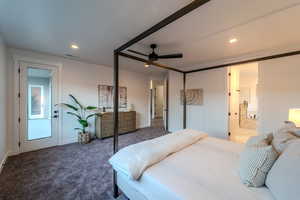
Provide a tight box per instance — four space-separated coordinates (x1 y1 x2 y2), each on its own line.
166 78 169 133
183 73 187 129
113 52 119 198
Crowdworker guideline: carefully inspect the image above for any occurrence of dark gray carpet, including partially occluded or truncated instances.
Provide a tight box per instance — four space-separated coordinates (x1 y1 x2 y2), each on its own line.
0 127 165 200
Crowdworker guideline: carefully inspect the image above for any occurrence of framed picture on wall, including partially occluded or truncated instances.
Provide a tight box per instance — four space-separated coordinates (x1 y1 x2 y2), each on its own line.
98 85 127 108
180 88 203 105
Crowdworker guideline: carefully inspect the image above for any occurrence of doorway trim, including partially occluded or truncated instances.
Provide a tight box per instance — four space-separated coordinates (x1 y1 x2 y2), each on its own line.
149 79 169 132
228 63 259 143
12 54 63 155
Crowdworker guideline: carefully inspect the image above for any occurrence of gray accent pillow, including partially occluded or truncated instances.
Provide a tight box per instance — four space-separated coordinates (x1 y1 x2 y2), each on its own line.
266 140 300 200
239 145 278 187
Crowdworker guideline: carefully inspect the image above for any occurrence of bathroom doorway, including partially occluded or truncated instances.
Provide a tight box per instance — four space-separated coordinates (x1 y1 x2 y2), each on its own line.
229 63 258 143
150 80 167 129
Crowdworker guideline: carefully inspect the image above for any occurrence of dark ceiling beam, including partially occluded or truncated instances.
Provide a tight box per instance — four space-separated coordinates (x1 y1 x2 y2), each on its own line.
115 0 211 53
119 52 184 73
186 50 300 73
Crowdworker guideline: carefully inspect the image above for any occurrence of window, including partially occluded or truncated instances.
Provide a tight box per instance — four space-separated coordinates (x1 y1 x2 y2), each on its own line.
28 85 44 119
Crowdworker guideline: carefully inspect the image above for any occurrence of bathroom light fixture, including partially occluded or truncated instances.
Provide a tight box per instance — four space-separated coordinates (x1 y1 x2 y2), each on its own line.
229 38 238 44
289 109 300 127
71 44 79 49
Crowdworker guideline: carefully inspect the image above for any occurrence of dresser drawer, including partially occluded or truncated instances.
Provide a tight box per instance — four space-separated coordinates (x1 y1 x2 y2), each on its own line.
96 111 137 139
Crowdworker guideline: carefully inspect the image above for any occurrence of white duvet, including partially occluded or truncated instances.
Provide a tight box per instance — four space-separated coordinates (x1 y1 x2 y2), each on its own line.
109 129 207 180
117 137 274 200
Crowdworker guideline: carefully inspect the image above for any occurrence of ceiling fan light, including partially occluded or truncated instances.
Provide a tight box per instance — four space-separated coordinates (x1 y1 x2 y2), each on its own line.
129 44 183 61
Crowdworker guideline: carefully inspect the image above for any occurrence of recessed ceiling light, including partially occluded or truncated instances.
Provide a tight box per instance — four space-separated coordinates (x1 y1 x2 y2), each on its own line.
145 63 150 68
229 38 238 44
70 44 79 49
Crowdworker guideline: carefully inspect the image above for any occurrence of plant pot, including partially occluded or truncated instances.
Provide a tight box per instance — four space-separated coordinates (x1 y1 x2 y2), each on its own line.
78 132 90 144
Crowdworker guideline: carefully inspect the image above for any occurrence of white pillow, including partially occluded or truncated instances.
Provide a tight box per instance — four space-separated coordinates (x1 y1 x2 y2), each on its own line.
276 121 298 133
272 121 299 154
282 121 300 136
272 132 298 154
266 140 300 200
239 145 278 187
246 134 273 147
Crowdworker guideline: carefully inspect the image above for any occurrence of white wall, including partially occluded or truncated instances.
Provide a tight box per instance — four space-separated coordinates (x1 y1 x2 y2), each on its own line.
0 34 8 170
257 55 300 134
7 49 151 154
186 68 229 138
168 71 183 132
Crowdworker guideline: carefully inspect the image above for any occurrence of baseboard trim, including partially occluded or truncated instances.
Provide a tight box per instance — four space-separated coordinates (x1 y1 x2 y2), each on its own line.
61 137 77 145
0 152 9 174
8 150 19 156
138 125 149 129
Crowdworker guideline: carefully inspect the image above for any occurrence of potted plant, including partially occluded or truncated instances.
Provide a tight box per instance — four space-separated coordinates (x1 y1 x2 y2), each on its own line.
59 94 98 144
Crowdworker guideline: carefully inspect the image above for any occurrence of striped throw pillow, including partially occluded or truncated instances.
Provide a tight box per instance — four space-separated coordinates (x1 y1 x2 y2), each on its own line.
239 145 278 187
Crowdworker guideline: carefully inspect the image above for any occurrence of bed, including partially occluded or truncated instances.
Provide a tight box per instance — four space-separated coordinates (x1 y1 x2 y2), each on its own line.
111 133 274 200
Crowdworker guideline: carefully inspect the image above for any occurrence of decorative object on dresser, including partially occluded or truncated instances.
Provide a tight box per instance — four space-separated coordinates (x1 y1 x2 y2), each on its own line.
58 94 99 144
95 111 137 139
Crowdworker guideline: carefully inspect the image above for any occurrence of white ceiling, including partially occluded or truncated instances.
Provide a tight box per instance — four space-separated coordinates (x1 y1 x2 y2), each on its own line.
1 0 300 73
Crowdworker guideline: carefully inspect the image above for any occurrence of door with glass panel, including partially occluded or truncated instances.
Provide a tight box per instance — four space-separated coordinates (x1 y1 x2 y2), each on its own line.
19 62 59 152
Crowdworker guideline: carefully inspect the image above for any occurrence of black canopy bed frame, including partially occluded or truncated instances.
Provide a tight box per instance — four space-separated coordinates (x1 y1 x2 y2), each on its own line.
112 0 300 197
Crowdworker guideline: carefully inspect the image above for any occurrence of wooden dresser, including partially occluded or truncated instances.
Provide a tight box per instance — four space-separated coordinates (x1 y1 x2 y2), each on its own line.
95 111 137 139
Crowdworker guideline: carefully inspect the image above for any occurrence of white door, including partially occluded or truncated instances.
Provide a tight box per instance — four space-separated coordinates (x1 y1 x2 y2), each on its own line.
19 61 60 152
163 78 168 131
229 67 240 141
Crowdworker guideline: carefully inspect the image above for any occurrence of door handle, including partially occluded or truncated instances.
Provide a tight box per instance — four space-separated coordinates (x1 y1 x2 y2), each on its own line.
53 115 59 118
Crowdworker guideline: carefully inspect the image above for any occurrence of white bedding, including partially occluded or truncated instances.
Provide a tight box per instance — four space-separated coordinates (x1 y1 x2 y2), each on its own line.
117 137 274 200
110 129 207 180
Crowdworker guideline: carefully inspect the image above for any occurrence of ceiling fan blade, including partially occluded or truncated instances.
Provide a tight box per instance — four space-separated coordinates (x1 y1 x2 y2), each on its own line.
127 49 148 57
157 53 183 59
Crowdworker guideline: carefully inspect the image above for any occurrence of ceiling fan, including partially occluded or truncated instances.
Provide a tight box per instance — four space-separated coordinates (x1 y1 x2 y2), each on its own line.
128 44 183 62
